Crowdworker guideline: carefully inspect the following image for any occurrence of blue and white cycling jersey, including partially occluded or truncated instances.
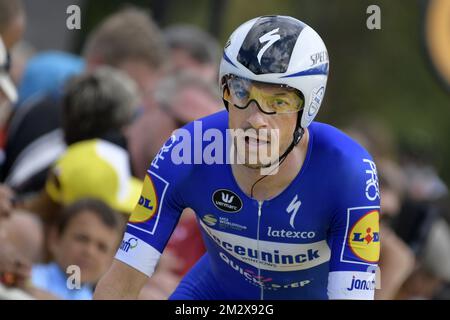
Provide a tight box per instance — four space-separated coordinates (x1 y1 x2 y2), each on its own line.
115 110 381 300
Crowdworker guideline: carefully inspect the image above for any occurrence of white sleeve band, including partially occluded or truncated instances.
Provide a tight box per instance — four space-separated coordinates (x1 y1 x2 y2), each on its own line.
327 271 376 300
114 232 161 277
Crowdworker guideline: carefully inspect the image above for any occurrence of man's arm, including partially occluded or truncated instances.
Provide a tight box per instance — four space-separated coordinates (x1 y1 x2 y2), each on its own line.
94 260 148 299
95 133 191 300
327 153 381 299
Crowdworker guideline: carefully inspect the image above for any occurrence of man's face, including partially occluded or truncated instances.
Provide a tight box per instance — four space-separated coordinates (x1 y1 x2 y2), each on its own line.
171 85 221 125
170 48 217 82
1 13 26 49
228 99 297 169
53 210 120 284
117 60 164 111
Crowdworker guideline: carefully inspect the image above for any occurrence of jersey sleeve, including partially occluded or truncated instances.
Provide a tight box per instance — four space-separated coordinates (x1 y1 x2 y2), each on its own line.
115 133 191 277
327 151 381 300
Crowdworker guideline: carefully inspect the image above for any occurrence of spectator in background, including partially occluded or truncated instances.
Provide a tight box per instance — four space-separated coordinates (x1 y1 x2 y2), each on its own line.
42 139 142 223
1 52 84 191
0 35 17 141
0 0 28 291
3 209 44 263
163 24 220 82
396 217 450 299
29 198 122 299
0 209 43 299
0 0 25 51
62 66 138 147
8 41 35 87
128 71 222 178
4 62 137 195
2 6 168 191
0 0 25 137
126 72 222 298
0 35 18 110
344 121 417 300
16 51 84 108
19 67 141 225
374 159 415 300
83 6 168 112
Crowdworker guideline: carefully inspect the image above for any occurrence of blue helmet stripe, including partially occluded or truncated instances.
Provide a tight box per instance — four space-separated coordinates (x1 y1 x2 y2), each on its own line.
281 63 329 78
223 52 238 68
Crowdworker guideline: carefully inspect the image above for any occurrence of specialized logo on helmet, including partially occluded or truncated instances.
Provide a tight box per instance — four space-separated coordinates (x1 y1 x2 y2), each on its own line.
257 28 281 65
212 189 243 213
129 175 158 223
237 16 304 75
348 210 380 263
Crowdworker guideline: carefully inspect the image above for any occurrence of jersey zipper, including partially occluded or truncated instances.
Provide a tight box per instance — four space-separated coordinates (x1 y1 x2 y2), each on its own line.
256 200 264 300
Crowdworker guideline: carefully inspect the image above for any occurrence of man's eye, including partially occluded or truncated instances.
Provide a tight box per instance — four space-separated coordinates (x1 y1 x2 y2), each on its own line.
234 89 248 99
272 99 289 108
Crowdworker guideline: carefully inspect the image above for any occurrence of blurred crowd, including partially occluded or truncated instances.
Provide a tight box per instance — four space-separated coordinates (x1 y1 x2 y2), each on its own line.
0 0 449 300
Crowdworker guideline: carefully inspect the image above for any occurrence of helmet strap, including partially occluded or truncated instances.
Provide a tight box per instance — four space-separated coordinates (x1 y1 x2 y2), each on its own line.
249 111 304 198
262 108 304 168
222 98 229 111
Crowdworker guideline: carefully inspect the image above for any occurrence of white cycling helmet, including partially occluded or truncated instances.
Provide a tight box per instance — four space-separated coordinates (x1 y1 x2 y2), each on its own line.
219 15 329 131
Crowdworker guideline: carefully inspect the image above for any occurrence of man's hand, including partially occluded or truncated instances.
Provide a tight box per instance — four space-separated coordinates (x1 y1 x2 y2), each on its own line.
0 242 32 288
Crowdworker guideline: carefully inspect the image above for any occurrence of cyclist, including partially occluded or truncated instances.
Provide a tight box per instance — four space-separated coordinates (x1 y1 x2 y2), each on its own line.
94 15 380 300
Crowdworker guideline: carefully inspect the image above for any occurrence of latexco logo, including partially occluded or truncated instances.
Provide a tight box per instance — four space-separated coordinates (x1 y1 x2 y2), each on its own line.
267 227 315 239
120 237 138 253
212 189 243 213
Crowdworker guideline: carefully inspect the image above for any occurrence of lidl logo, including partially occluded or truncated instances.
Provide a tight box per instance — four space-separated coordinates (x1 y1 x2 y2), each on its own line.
129 174 158 223
348 210 380 263
340 207 380 265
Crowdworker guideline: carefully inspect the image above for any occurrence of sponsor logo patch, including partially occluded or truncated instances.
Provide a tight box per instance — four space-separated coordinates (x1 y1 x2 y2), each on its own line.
120 237 138 253
129 175 158 223
202 214 218 227
341 207 380 265
128 172 169 235
200 220 330 271
203 215 247 231
220 252 312 290
212 189 243 213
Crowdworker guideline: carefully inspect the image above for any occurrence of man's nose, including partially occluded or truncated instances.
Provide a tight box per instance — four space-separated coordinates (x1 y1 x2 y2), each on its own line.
83 241 98 258
245 101 268 129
